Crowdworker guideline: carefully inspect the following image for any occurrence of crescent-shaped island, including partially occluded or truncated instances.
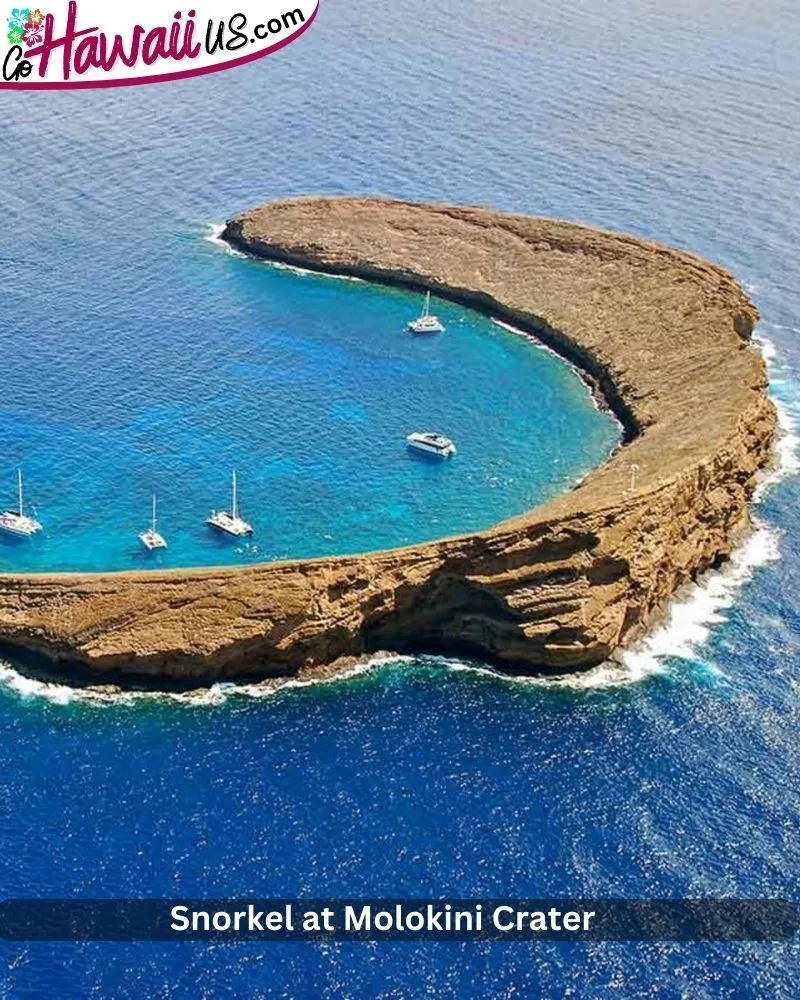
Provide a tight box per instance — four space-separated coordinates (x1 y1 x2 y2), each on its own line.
0 197 777 686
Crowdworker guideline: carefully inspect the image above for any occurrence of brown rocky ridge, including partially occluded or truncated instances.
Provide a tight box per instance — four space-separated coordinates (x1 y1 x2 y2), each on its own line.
0 197 777 686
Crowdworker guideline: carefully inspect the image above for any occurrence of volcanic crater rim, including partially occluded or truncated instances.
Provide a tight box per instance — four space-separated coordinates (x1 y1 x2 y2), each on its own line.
0 196 777 684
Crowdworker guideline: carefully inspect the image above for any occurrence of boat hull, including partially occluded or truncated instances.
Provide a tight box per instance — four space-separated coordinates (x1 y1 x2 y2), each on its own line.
139 531 167 551
206 514 254 538
406 440 457 459
0 513 42 538
408 320 445 335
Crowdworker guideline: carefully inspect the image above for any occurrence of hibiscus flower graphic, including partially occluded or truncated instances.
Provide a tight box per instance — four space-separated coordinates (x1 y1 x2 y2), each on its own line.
22 19 41 45
6 8 30 32
6 25 23 45
27 7 44 26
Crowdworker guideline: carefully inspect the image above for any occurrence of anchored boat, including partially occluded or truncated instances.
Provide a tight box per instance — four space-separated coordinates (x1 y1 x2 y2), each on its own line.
0 469 42 538
207 470 254 538
139 493 167 551
407 291 445 334
406 432 457 458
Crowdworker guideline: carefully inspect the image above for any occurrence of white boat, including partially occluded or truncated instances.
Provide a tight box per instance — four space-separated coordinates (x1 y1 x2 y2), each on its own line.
408 291 445 334
406 432 457 458
207 470 254 538
0 469 42 538
139 493 167 551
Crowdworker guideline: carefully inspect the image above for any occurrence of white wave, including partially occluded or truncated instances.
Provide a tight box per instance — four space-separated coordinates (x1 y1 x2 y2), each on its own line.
492 317 564 359
2 314 796 706
0 652 404 709
425 653 666 690
269 261 365 282
752 334 800 496
448 332 796 688
616 332 798 680
0 662 83 706
756 335 776 360
205 223 363 280
269 260 318 277
619 522 781 680
204 222 247 258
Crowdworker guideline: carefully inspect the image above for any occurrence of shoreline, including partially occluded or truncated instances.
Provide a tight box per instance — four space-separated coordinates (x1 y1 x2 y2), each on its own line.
0 197 777 685
210 220 617 424
0 509 785 705
489 317 625 434
221 215 643 447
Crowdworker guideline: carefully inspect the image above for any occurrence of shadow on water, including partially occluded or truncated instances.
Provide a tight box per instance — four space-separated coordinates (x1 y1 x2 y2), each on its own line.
404 446 456 466
0 533 31 550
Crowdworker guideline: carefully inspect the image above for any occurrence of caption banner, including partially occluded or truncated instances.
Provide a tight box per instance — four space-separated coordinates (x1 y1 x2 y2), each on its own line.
0 899 797 942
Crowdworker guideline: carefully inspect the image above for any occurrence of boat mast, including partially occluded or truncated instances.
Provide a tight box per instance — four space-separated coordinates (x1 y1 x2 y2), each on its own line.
424 291 431 317
152 493 157 533
232 470 238 520
17 469 23 517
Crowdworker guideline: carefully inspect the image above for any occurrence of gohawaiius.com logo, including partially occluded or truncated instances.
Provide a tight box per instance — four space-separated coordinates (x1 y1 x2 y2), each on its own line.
1 0 318 88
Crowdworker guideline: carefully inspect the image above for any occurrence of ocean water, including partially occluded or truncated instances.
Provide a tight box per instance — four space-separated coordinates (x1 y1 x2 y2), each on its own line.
0 224 618 572
1 0 800 996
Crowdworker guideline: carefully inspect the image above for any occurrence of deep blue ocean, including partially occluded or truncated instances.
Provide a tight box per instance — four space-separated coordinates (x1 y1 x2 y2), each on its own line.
1 0 800 995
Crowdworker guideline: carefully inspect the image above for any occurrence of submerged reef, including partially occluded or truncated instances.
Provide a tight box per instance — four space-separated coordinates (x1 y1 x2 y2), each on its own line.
0 197 776 684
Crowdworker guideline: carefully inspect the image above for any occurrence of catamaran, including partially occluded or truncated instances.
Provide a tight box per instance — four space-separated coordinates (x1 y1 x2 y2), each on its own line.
407 291 445 334
0 469 42 538
207 470 254 538
406 432 457 458
139 493 167 551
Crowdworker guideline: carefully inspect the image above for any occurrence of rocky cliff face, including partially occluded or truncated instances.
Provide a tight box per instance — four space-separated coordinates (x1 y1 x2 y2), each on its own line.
0 198 777 683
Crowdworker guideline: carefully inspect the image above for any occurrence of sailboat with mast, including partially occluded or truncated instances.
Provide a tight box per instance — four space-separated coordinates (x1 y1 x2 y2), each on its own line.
0 469 42 538
139 493 167 551
207 470 254 538
407 291 445 334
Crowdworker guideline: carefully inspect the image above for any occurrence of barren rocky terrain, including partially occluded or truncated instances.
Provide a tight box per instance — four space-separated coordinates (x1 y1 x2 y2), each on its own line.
0 197 776 684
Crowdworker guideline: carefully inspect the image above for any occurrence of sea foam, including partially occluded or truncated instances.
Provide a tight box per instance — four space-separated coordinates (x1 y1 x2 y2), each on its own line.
205 222 247 258
0 309 795 705
205 223 364 280
615 332 797 682
0 652 398 709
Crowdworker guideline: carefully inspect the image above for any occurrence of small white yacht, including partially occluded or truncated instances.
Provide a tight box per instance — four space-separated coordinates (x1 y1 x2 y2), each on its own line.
0 469 42 538
407 291 445 335
207 470 254 538
406 432 457 458
139 493 167 551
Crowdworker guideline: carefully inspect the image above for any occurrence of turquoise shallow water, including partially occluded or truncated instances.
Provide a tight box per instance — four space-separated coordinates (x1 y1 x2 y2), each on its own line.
0 0 799 996
0 225 616 572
